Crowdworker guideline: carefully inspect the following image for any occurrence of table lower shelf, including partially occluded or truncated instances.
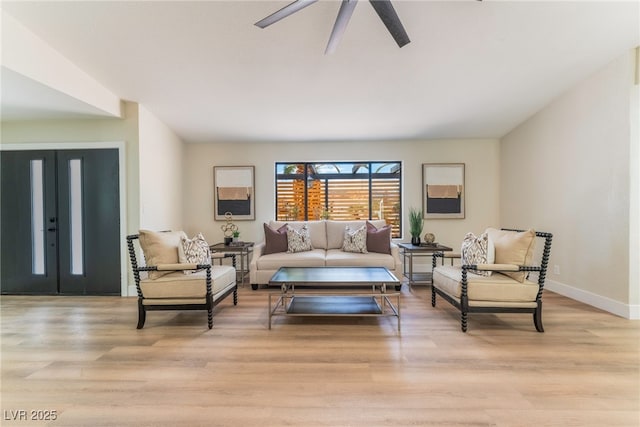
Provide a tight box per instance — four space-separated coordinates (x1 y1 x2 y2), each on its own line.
288 296 383 315
269 293 400 332
404 272 433 286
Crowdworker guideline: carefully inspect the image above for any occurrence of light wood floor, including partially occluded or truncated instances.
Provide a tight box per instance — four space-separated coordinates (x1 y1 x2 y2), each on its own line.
2 286 639 427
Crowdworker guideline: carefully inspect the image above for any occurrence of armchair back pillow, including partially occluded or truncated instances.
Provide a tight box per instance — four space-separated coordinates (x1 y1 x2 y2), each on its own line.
138 230 187 279
486 228 536 282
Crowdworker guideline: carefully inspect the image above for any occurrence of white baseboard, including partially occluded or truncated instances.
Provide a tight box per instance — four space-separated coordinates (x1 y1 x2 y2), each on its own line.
546 279 640 320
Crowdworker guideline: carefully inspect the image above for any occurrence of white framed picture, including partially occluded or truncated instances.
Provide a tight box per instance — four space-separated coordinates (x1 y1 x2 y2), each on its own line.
422 163 465 219
213 165 255 220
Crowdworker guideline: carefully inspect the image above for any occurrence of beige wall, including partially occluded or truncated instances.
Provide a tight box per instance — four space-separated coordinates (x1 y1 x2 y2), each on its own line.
182 139 501 250
138 105 184 231
500 50 638 318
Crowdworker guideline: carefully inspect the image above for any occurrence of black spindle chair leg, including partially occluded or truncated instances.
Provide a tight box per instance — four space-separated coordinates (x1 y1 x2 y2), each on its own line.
137 299 146 329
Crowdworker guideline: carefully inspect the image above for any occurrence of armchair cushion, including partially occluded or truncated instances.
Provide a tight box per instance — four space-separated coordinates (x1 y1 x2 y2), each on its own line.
139 230 187 279
486 228 536 282
139 265 236 300
433 265 539 303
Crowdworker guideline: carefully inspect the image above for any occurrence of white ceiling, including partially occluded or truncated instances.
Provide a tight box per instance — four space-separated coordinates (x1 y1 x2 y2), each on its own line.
1 1 639 143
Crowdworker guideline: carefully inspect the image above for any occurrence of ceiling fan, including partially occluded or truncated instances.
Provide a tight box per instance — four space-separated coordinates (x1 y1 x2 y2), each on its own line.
254 0 410 54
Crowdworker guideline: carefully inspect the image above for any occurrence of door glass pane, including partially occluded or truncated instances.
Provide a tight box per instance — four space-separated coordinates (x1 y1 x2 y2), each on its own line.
69 159 83 275
30 160 45 275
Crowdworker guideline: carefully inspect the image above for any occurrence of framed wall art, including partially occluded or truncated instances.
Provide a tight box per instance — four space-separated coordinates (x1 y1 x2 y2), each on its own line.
213 166 255 220
422 163 465 219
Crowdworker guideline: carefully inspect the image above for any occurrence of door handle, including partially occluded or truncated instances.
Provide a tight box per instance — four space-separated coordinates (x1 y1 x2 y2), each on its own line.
47 227 57 232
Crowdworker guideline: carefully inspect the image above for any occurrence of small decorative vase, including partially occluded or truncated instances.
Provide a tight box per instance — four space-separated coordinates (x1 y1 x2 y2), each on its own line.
411 236 421 246
224 237 232 246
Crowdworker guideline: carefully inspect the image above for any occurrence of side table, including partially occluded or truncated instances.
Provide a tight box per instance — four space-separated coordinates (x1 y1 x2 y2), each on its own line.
209 242 254 286
397 242 453 288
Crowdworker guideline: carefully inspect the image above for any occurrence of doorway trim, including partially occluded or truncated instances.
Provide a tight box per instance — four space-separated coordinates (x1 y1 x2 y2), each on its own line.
1 142 128 296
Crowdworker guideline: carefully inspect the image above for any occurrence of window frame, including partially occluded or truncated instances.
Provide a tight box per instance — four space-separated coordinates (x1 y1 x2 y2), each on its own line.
275 161 402 238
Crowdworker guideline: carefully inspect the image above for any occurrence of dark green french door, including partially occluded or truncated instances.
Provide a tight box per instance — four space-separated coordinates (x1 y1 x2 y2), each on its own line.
1 149 120 295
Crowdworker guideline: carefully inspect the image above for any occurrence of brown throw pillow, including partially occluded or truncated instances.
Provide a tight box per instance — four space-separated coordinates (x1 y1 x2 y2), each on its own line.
263 223 288 255
366 221 391 254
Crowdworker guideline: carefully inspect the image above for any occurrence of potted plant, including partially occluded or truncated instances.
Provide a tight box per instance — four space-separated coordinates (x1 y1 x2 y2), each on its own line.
408 207 424 246
232 230 240 243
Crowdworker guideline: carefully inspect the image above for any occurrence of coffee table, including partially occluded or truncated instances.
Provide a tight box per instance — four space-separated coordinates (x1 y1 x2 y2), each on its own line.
268 267 400 332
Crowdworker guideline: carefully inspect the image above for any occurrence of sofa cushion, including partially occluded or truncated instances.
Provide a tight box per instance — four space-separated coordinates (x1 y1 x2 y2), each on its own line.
257 249 326 270
366 221 391 254
326 220 386 249
325 249 396 270
433 265 539 302
140 265 236 299
460 232 494 277
139 230 187 279
486 228 536 282
342 225 368 253
263 223 288 255
270 220 327 250
287 224 313 253
178 233 211 275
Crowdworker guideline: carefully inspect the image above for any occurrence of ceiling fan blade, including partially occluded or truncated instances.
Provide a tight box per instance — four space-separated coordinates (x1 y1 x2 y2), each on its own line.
369 0 410 48
325 0 359 54
255 0 319 28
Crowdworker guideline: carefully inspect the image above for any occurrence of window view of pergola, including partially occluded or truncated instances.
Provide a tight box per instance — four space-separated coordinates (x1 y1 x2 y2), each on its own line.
275 162 402 238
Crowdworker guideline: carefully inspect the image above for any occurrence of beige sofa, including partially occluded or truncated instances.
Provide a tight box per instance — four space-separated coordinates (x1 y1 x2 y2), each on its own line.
249 220 403 290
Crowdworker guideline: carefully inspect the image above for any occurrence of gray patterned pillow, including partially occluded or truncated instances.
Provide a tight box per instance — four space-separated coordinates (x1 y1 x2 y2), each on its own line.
460 232 493 277
286 225 312 253
342 225 368 253
178 233 211 275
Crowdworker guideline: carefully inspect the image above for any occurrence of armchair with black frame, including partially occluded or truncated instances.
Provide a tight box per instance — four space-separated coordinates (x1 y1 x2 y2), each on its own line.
431 228 552 333
126 230 238 329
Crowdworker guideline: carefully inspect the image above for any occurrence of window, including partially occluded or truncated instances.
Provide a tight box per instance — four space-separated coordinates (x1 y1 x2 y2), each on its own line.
69 159 84 275
275 162 402 238
30 159 45 275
